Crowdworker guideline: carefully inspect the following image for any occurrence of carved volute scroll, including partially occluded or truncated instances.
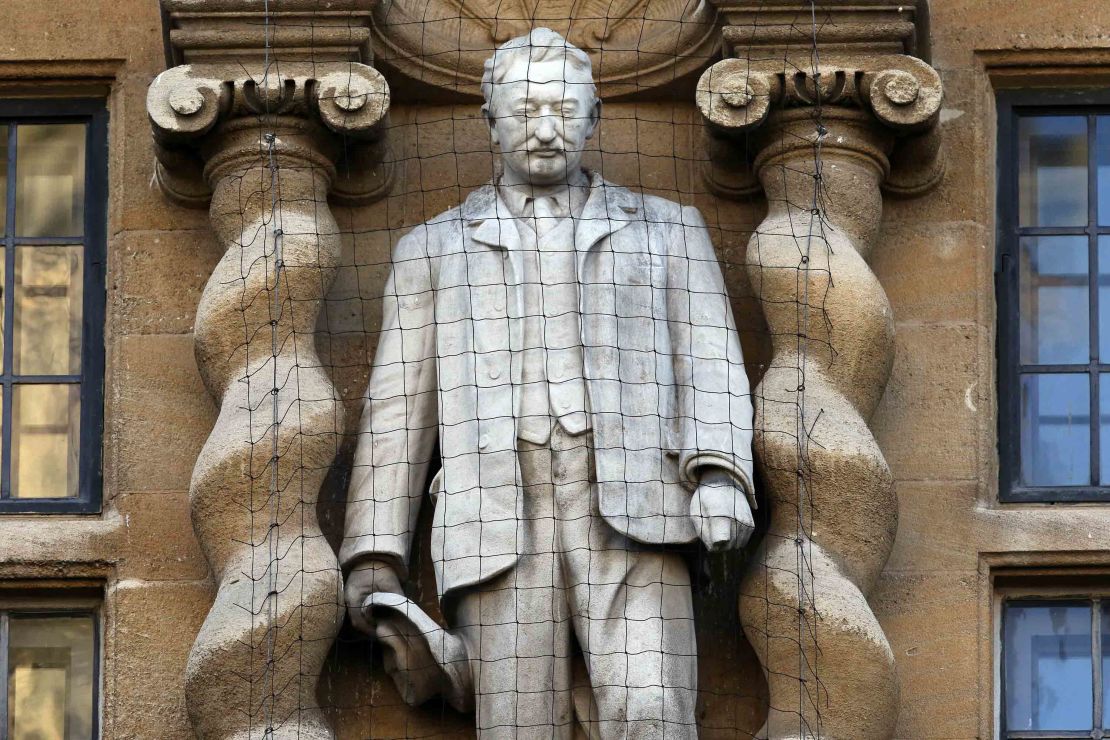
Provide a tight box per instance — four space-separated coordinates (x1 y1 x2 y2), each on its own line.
148 3 390 738
371 0 720 98
699 2 944 738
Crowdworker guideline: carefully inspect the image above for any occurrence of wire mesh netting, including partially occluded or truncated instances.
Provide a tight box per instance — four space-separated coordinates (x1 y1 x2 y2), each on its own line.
209 2 840 737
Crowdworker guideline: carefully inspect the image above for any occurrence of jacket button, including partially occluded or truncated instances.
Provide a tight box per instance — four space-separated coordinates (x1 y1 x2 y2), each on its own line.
489 366 502 379
478 434 490 449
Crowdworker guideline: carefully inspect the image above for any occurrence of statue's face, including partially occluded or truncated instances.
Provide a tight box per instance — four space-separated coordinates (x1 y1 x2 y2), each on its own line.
486 56 599 186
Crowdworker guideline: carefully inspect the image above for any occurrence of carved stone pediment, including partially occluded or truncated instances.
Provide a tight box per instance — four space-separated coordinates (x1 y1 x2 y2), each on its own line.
371 0 720 99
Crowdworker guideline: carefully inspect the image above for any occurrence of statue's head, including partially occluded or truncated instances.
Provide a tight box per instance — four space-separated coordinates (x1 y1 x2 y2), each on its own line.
481 28 600 187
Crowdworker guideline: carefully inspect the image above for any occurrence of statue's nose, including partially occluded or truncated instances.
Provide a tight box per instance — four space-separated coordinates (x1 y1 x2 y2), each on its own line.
533 115 558 142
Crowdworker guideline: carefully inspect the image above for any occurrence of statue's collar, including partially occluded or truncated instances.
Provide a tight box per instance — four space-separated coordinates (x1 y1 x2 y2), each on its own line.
461 170 640 231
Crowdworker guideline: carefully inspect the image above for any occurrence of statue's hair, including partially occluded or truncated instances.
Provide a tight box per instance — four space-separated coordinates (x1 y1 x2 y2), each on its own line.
481 28 596 113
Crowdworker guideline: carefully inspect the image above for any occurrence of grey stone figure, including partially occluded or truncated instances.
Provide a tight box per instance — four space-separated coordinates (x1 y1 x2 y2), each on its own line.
341 28 756 739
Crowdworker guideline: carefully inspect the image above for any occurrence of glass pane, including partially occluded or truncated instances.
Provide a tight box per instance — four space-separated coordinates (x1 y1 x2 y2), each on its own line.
12 384 80 499
1102 373 1110 486
1020 236 1089 364
1100 237 1110 361
1099 117 1110 225
15 124 85 237
8 614 95 740
1021 373 1090 486
1019 116 1088 227
1103 602 1110 727
1004 601 1093 732
0 124 8 235
14 246 83 375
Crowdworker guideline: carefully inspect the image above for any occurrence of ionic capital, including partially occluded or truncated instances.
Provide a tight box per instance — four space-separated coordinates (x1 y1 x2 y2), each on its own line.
699 0 944 199
697 55 941 135
147 62 391 206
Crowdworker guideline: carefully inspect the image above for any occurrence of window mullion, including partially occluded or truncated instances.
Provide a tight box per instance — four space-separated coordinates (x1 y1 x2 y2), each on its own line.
1095 598 1104 737
2 123 15 503
0 610 8 740
1090 114 1102 489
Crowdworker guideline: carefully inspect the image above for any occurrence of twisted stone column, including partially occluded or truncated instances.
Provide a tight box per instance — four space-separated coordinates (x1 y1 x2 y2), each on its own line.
147 62 389 739
697 49 943 739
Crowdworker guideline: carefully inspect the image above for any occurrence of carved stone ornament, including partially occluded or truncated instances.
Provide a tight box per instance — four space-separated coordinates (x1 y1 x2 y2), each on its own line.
148 62 391 206
696 53 945 196
371 0 720 98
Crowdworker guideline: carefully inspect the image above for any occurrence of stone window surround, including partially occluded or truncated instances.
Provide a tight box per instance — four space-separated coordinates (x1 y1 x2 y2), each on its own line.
0 97 108 514
0 581 102 738
992 564 1110 740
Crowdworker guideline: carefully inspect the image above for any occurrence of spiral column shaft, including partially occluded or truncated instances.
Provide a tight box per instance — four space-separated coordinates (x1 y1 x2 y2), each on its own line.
181 120 344 739
146 50 390 736
739 110 899 740
696 30 944 735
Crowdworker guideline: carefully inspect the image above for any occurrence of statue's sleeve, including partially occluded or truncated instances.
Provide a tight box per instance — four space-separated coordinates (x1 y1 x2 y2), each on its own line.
667 204 756 507
340 224 439 574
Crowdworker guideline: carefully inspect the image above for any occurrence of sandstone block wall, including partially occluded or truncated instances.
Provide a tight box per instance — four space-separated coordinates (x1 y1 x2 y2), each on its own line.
0 0 1107 737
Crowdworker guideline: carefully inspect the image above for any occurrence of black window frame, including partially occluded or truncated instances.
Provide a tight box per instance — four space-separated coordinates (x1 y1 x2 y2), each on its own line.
1000 594 1110 739
0 588 102 738
0 99 107 514
997 90 1110 503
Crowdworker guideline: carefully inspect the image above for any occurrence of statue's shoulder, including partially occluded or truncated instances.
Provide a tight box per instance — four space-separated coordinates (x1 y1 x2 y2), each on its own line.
419 183 497 235
637 192 685 221
397 199 473 255
587 176 672 220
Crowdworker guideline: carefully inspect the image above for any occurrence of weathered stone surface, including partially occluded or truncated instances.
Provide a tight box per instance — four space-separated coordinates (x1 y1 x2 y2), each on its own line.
112 229 221 335
105 580 214 739
872 221 985 325
115 492 209 581
699 5 947 733
113 334 214 495
872 570 979 739
872 323 979 482
1 0 1107 738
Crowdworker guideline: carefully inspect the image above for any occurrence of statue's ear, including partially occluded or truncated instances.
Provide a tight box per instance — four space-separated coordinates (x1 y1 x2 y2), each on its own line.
483 104 500 147
586 98 602 139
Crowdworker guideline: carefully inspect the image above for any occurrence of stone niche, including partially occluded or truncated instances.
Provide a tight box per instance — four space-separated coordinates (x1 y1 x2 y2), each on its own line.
316 101 770 740
150 0 941 737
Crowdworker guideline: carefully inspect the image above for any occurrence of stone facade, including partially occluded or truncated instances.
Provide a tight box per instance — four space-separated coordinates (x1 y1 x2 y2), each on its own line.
0 0 1107 738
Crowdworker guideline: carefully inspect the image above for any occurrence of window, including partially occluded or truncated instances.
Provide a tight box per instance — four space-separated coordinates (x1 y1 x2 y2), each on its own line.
1002 598 1110 737
997 92 1110 502
0 101 106 513
0 591 100 740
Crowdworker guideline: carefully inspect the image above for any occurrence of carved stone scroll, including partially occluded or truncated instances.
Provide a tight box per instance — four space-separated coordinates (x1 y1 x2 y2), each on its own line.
148 4 390 735
699 3 943 738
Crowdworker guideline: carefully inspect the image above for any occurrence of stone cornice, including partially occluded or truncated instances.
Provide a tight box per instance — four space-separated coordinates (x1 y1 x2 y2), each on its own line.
161 0 376 66
709 0 927 59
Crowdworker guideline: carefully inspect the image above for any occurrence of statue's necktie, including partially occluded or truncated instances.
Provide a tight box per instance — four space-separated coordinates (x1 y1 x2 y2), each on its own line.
532 195 565 238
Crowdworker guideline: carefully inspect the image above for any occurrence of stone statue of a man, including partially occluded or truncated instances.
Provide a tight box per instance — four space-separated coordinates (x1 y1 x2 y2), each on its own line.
342 28 755 739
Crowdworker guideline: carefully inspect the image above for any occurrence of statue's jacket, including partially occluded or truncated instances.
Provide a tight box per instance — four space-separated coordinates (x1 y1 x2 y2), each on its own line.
341 171 755 600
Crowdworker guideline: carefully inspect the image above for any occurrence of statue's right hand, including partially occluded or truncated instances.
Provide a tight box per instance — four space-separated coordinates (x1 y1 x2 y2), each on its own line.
344 559 404 637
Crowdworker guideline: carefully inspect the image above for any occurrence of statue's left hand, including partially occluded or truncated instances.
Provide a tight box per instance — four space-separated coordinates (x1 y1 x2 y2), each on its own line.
689 469 754 552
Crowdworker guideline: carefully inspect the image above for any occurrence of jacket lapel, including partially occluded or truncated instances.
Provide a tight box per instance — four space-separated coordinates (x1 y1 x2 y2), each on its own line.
463 184 521 253
461 184 524 387
574 172 641 255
